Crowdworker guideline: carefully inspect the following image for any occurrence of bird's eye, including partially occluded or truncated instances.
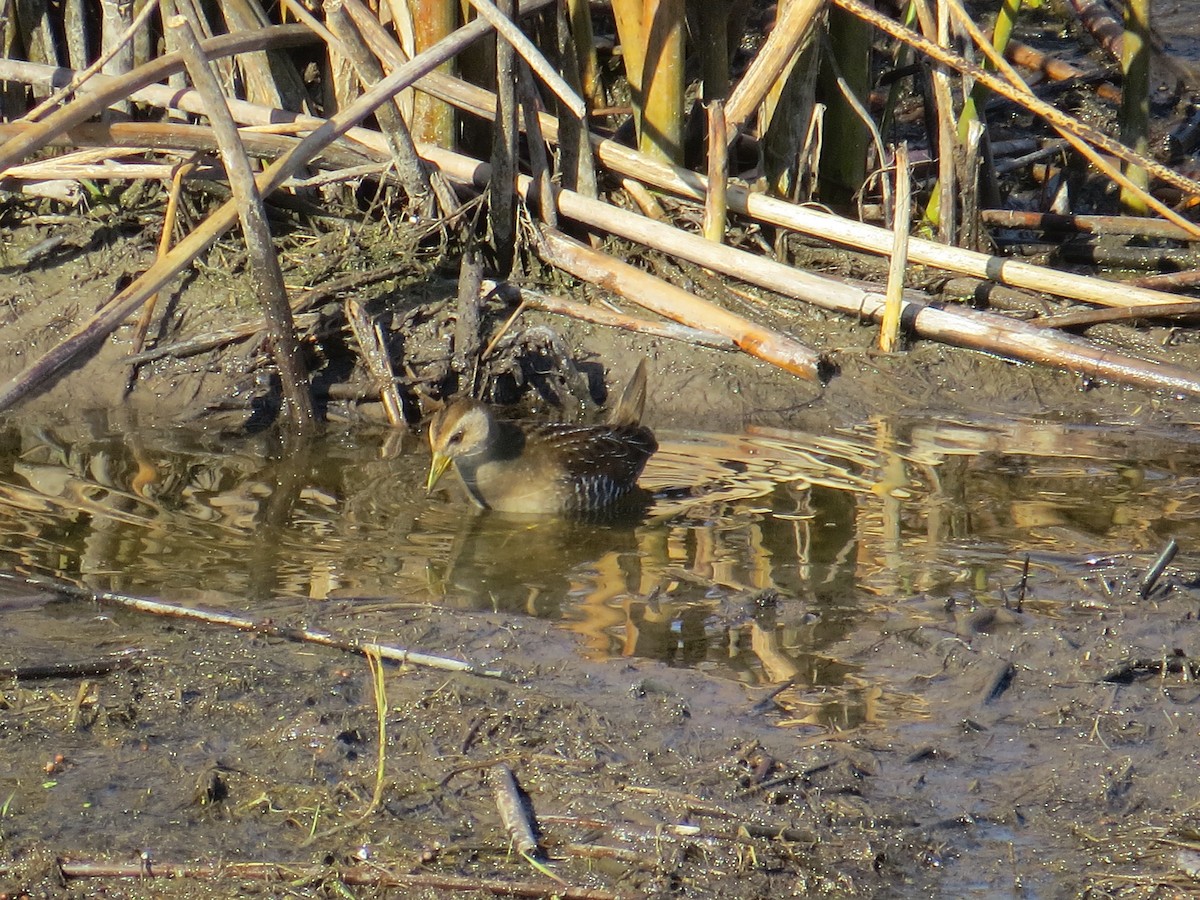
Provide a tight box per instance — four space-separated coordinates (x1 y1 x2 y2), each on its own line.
447 432 463 446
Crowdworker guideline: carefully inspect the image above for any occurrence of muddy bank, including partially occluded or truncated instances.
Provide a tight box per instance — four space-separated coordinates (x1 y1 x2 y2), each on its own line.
2 216 1197 435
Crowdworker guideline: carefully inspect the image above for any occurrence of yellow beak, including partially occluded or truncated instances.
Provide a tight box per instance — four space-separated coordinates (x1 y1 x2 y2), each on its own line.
426 451 453 494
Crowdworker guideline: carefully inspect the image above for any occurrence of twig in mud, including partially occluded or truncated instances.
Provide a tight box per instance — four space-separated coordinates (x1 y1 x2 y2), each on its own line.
302 649 391 846
1016 554 1030 608
1102 650 1199 685
0 570 512 680
981 660 1015 705
1139 538 1178 600
345 297 410 425
491 764 543 860
32 859 625 898
0 651 143 680
540 812 819 846
1032 300 1200 330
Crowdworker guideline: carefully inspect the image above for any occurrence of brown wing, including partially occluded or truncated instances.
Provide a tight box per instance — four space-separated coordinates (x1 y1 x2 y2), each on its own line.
525 423 657 509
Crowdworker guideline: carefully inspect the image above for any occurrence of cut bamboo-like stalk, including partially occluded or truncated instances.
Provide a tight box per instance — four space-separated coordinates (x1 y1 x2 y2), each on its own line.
880 142 910 352
703 100 727 243
1118 0 1149 214
409 0 456 145
639 0 685 162
541 229 828 381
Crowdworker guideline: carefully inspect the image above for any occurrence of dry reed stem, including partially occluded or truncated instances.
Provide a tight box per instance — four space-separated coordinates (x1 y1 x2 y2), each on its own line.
539 228 828 381
45 860 619 897
169 12 316 433
487 283 737 350
941 0 1168 230
910 0 956 239
703 100 727 243
0 118 377 170
518 60 556 226
127 154 198 393
880 142 909 352
387 66 1193 310
9 51 1189 315
345 298 408 425
464 0 585 119
334 0 459 214
723 0 823 138
25 0 160 121
1005 40 1120 103
489 0 519 276
491 764 541 859
407 0 457 144
325 0 438 218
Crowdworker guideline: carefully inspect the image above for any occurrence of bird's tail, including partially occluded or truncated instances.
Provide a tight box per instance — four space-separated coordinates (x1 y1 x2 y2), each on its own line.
609 359 648 427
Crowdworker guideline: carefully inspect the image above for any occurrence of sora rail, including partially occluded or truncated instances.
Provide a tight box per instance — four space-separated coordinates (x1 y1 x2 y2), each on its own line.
425 360 657 514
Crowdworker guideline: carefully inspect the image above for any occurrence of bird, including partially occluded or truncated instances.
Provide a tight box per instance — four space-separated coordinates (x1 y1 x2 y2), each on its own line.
425 360 657 515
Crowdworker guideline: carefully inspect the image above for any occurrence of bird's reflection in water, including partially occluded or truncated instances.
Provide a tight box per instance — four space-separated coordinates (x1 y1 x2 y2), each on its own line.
416 501 648 619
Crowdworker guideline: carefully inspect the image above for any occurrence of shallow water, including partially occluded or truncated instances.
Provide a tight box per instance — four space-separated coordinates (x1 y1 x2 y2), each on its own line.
2 411 1197 715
